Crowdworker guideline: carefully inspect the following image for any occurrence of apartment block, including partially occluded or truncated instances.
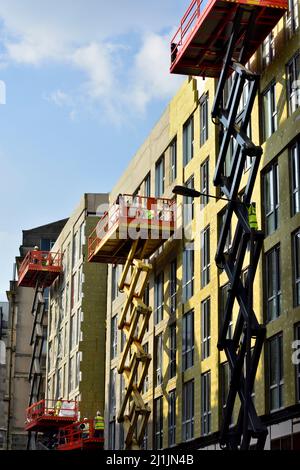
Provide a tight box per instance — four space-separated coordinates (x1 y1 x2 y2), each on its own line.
46 193 108 420
104 1 300 451
5 220 67 450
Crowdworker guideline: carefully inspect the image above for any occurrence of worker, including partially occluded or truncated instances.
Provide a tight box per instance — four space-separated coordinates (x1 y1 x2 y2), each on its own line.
80 418 90 439
247 202 258 230
54 397 63 416
32 246 40 264
94 411 105 438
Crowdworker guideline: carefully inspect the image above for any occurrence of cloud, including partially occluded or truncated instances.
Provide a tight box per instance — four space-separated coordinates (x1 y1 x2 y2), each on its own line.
0 1 186 122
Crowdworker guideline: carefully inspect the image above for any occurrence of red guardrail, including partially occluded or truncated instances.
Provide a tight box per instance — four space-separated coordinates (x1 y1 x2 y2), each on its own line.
26 399 78 424
57 419 104 450
170 0 289 63
18 250 62 280
88 194 176 259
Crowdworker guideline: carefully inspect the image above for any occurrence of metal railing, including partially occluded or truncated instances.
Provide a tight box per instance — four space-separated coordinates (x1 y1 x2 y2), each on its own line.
18 250 62 280
57 419 104 449
26 399 78 424
88 194 176 259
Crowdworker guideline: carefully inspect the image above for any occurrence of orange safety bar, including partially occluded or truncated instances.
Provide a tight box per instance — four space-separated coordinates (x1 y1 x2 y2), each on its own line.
26 399 79 424
57 419 104 450
88 194 176 259
170 0 288 63
18 250 62 280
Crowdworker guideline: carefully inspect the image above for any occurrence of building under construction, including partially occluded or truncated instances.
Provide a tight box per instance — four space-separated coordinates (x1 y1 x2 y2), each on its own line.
102 0 300 450
3 0 300 451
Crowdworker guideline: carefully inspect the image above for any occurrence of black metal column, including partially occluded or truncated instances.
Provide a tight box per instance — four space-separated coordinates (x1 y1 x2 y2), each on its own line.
212 10 267 450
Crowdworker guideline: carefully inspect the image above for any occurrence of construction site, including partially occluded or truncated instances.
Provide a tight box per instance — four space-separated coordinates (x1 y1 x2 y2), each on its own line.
1 0 300 453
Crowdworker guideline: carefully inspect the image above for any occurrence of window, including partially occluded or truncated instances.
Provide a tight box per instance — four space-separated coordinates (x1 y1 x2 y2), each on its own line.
219 208 232 253
70 314 76 350
144 172 151 198
155 155 165 197
201 371 211 436
263 162 279 235
183 243 194 303
201 298 211 360
201 226 210 287
154 272 164 324
75 352 80 388
170 138 177 183
143 343 149 394
155 334 163 387
110 368 117 418
77 308 81 345
293 230 300 307
111 315 118 359
183 116 194 166
79 222 85 259
220 283 233 339
262 81 277 140
220 362 233 425
141 413 148 449
295 324 300 402
182 310 194 371
170 259 177 315
261 32 275 67
112 265 118 302
72 231 79 267
290 139 300 216
154 397 163 449
109 420 116 450
267 334 284 412
265 245 281 321
168 389 176 447
200 93 209 146
69 355 75 392
169 323 176 379
183 176 194 226
286 0 299 37
200 159 209 207
287 51 300 115
182 380 194 441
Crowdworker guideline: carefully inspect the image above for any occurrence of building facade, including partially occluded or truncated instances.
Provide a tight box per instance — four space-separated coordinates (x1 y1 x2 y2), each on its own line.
5 220 67 450
105 2 300 450
0 302 8 449
46 193 108 420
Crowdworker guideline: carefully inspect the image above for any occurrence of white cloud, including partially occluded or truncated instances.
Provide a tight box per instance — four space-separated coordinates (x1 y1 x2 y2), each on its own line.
0 0 187 121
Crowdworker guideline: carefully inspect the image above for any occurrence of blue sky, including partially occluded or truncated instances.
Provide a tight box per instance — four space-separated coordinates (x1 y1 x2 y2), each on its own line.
0 0 193 300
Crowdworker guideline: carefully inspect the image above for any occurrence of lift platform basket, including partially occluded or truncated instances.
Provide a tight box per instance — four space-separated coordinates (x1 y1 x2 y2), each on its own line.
25 399 79 432
18 251 62 288
170 0 288 78
57 419 104 451
88 195 176 264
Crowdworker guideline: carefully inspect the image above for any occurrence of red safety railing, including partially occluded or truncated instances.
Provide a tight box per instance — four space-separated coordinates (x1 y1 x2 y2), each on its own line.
88 194 176 259
26 399 79 424
18 250 62 279
171 0 289 63
57 419 104 450
171 0 211 61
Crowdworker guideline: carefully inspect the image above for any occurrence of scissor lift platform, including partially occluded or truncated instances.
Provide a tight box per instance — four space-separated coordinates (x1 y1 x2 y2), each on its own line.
88 195 176 265
18 250 62 288
57 420 104 451
170 0 288 78
25 400 78 432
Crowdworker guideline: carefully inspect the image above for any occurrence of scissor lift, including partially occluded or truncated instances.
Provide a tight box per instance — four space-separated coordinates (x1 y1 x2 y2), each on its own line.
18 250 63 449
89 194 175 449
56 419 104 451
171 0 288 450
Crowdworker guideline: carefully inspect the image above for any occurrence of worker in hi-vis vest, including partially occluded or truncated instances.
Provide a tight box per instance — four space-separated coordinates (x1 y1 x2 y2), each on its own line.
94 411 105 438
54 397 63 416
247 202 258 230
